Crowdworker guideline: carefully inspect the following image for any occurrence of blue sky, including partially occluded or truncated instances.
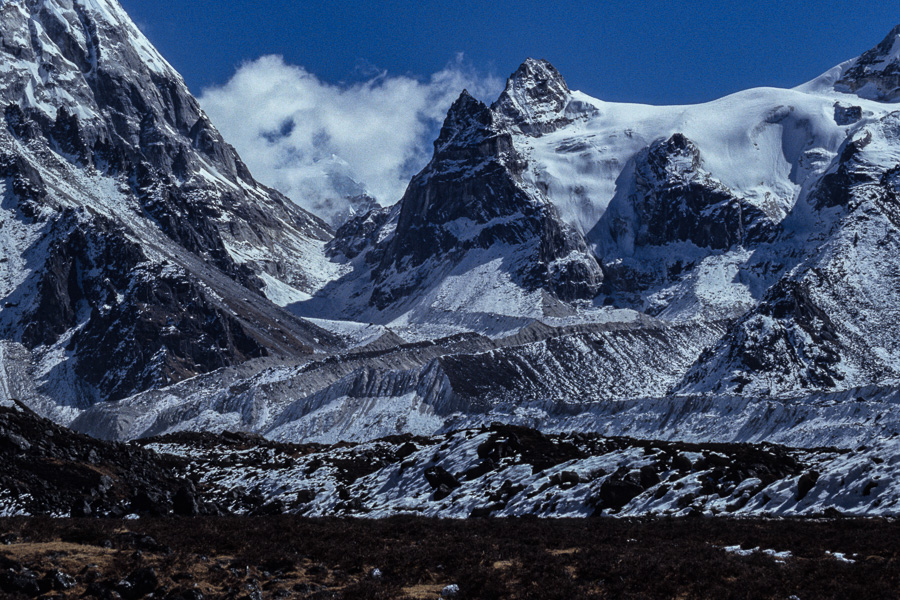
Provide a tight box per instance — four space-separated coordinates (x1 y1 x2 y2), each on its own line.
117 0 900 210
121 0 899 104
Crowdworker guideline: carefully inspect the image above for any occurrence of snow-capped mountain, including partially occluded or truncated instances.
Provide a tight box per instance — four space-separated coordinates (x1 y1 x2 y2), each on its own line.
0 0 345 416
297 88 604 334
3 0 900 479
275 153 380 230
295 46 897 331
679 111 900 396
832 24 900 102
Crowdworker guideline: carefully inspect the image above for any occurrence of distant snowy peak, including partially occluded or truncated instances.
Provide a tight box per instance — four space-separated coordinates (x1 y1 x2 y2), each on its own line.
493 58 598 136
308 88 605 323
299 155 379 228
834 24 900 102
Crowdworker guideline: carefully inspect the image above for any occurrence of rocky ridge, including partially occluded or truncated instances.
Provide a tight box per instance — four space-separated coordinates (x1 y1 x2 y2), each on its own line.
835 24 900 102
0 0 342 410
0 404 896 520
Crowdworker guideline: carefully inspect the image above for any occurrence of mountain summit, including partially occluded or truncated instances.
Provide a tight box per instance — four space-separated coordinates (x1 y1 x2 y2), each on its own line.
835 24 900 102
493 58 598 135
0 0 340 411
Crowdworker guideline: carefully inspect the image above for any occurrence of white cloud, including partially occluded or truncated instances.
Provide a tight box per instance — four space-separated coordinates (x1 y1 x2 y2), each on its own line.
199 55 502 226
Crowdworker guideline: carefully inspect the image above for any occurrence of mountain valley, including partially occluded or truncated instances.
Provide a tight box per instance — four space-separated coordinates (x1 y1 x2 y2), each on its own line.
1 0 900 528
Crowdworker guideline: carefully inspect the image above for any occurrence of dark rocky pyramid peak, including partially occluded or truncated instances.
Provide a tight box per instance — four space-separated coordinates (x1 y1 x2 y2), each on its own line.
869 24 900 56
445 89 491 123
368 75 602 309
455 88 477 103
433 90 495 153
595 132 777 258
507 58 571 95
493 58 589 135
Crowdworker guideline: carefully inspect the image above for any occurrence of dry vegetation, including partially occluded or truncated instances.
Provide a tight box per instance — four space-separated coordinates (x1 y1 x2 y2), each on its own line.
0 517 898 599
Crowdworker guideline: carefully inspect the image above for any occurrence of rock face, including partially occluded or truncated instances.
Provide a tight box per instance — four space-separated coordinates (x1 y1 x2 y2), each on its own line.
0 0 338 408
367 91 603 310
586 133 781 317
0 0 331 283
493 58 598 135
835 24 900 102
679 112 900 396
834 103 863 126
18 212 272 403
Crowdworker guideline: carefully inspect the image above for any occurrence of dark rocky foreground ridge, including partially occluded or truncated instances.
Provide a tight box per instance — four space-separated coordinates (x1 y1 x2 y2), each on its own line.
1 403 900 598
0 403 896 520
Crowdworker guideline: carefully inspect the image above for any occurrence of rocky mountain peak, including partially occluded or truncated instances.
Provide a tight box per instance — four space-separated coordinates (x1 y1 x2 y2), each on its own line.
433 90 496 154
510 58 571 95
493 58 584 136
0 0 339 409
360 82 603 310
835 24 900 102
1 0 214 178
594 132 778 306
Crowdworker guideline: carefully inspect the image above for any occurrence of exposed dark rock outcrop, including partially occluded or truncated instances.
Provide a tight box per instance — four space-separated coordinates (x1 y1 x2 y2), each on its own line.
367 90 603 309
834 103 863 126
328 205 394 261
597 133 776 255
0 405 198 516
835 24 900 102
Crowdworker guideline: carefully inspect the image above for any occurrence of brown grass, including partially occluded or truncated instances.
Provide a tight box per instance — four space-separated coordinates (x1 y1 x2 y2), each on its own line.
0 516 897 599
